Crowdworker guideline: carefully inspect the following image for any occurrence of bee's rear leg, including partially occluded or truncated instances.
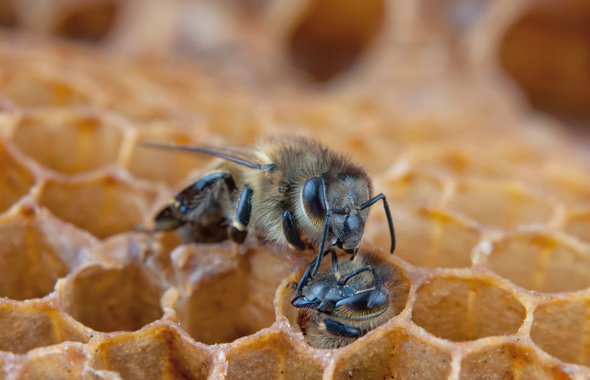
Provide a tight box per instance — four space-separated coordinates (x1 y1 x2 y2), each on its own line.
151 172 236 233
151 204 187 232
229 184 253 244
323 319 361 338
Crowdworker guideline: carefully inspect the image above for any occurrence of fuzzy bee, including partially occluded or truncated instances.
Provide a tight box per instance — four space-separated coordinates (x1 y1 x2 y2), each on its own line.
144 136 395 287
292 251 408 349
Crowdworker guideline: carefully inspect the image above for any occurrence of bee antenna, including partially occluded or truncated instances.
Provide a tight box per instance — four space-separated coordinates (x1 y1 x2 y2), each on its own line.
359 194 396 254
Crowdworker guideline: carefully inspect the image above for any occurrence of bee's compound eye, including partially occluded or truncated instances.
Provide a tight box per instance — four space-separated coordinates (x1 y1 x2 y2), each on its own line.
302 177 327 219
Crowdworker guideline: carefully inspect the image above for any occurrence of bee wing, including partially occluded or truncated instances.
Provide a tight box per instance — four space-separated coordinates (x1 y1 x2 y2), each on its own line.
142 142 269 170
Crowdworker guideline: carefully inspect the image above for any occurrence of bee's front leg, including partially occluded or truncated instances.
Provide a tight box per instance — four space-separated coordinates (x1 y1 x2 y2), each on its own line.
282 210 305 251
229 185 253 244
294 249 338 295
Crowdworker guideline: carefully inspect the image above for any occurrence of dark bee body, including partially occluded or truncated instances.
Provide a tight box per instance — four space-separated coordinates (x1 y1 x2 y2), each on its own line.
146 136 395 288
292 252 408 349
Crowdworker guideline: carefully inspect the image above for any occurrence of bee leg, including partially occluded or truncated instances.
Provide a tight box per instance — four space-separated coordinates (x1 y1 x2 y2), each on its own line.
337 266 383 309
294 249 336 294
322 319 361 338
311 208 350 278
152 204 187 232
359 194 396 254
282 210 305 251
329 248 339 273
152 172 236 232
229 185 253 244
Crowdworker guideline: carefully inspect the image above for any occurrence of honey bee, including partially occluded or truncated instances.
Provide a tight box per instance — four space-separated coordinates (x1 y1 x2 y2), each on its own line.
292 251 408 349
144 136 395 287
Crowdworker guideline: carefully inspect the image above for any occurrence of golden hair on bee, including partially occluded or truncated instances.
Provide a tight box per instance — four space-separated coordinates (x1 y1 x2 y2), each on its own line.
292 251 409 349
143 136 396 293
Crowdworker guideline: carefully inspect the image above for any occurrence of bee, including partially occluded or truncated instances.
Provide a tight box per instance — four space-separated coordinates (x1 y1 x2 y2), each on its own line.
291 251 408 349
144 136 395 287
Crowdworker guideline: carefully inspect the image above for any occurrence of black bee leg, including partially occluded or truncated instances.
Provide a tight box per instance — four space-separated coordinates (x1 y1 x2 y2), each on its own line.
359 194 396 254
151 205 186 232
229 185 253 244
193 172 236 193
329 248 339 273
295 260 316 294
323 319 361 338
337 266 383 309
294 248 336 295
282 210 306 251
311 208 350 278
152 172 236 232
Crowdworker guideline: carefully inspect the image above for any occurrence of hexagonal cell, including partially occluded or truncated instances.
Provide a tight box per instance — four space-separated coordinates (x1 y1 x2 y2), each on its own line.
39 174 158 239
451 180 555 229
127 127 214 186
0 0 17 28
0 299 88 354
488 232 590 293
53 2 118 42
203 101 265 146
414 145 510 178
9 343 88 380
280 251 410 349
0 205 88 300
531 296 590 366
332 327 452 380
500 0 590 120
61 263 164 333
0 96 21 137
172 243 293 345
412 275 526 342
225 330 324 380
94 68 178 123
13 109 124 174
0 64 96 107
286 0 385 81
460 341 574 380
564 210 590 244
538 168 590 205
379 166 447 204
367 205 479 268
89 323 212 380
0 141 35 214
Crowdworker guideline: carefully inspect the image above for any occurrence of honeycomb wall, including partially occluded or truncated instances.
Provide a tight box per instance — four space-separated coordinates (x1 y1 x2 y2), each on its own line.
0 1 589 379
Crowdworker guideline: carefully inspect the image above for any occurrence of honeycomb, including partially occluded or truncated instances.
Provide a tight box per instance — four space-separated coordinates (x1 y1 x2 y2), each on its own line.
1 0 590 379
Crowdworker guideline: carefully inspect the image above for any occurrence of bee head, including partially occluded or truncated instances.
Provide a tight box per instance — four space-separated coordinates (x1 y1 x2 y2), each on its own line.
291 271 357 314
292 262 388 318
301 174 371 252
